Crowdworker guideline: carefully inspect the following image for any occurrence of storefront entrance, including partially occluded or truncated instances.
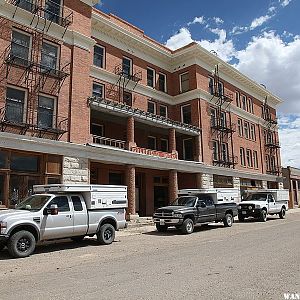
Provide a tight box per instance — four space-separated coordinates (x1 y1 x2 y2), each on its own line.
154 186 168 210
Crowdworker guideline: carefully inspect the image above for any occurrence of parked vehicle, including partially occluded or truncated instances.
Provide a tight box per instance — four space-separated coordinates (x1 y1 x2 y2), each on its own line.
0 184 128 258
153 188 238 234
238 189 289 222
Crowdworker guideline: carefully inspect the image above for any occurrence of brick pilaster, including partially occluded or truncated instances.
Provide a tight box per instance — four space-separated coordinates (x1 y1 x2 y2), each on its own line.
194 134 201 162
169 169 178 204
126 116 136 150
126 165 136 216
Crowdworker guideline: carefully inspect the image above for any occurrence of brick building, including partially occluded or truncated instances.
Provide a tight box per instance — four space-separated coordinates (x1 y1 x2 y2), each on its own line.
282 167 300 209
0 1 284 217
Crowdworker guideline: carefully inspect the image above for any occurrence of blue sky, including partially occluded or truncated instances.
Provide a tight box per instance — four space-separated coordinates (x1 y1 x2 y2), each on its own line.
96 0 300 168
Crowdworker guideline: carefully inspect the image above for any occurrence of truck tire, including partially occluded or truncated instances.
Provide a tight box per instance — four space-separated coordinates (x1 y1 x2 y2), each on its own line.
238 215 245 222
71 236 85 242
7 230 36 258
97 224 115 245
279 207 286 219
223 214 233 227
181 218 194 234
259 209 267 222
156 224 168 232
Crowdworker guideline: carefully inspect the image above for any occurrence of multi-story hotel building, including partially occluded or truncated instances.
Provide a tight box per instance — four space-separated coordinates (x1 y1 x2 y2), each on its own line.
0 0 284 217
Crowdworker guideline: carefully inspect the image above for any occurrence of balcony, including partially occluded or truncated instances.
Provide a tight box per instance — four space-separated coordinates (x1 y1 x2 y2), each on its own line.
131 146 178 160
114 64 142 83
212 154 238 168
266 166 281 176
211 119 236 134
92 135 126 150
88 97 201 136
4 42 33 70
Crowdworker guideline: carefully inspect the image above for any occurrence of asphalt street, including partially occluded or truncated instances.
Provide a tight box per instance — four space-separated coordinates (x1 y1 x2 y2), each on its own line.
0 212 299 300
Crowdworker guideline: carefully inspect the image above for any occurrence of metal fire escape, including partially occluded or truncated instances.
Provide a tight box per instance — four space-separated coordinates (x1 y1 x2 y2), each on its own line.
262 96 281 175
0 0 72 140
210 64 237 168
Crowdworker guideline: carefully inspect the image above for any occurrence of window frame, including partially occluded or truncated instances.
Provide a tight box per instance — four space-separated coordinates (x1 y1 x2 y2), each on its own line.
250 124 256 141
240 147 246 167
147 100 156 115
181 104 192 124
147 136 157 150
246 149 253 168
242 95 247 111
93 44 105 69
11 28 32 64
90 123 104 137
208 77 214 95
179 72 190 93
244 121 249 139
253 151 259 169
159 105 168 118
237 118 243 137
160 138 169 152
92 82 105 99
147 67 155 88
41 39 60 71
37 93 57 129
158 73 167 93
183 138 194 161
122 56 132 77
235 91 241 108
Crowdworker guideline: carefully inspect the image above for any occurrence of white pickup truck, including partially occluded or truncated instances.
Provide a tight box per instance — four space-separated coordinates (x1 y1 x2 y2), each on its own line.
238 189 289 222
0 184 128 258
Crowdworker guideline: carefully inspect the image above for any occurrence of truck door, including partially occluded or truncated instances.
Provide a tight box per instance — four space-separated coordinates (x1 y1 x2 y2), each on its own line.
267 194 276 213
40 195 74 240
196 199 210 223
204 197 216 222
70 195 88 236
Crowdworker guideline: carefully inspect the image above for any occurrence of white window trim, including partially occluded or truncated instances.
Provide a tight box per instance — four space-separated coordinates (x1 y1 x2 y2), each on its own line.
42 39 60 71
38 93 58 127
147 67 156 88
235 91 241 108
123 56 133 75
147 100 156 114
179 72 189 93
92 82 105 99
183 138 193 160
6 85 28 123
160 138 169 152
159 104 168 118
246 149 253 168
237 118 243 137
91 123 104 136
181 104 191 124
253 151 259 169
240 147 246 167
94 44 106 69
148 135 157 150
158 73 167 93
11 28 32 62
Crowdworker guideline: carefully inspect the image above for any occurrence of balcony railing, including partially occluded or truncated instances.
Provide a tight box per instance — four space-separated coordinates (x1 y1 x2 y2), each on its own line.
211 119 236 133
35 113 68 134
92 135 126 149
212 154 238 167
114 64 142 83
4 42 33 69
131 146 178 159
265 140 280 149
266 166 281 175
88 97 201 135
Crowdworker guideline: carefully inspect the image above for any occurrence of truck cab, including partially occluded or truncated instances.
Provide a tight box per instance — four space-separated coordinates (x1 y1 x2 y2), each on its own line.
0 185 127 258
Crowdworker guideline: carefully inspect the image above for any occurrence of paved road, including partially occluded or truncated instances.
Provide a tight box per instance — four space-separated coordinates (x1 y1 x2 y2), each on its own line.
0 212 299 300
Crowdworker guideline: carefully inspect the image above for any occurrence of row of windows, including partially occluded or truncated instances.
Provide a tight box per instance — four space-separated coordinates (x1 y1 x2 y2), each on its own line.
237 119 256 141
5 86 57 128
240 148 259 168
236 92 254 114
11 29 59 71
212 141 229 162
266 155 277 171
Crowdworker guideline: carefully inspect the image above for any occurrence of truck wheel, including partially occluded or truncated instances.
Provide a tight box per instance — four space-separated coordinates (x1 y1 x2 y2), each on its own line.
279 207 286 219
71 236 85 242
238 215 245 222
7 230 36 258
181 218 194 234
223 214 233 227
259 210 267 222
156 224 168 232
97 224 115 245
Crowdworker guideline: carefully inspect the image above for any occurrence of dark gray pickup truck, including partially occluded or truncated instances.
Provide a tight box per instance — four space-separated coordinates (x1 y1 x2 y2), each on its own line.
153 195 238 234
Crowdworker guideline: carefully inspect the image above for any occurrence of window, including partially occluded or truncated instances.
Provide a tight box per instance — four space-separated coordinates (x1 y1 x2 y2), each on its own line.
181 104 191 124
249 98 254 113
210 108 217 127
18 0 36 12
242 95 247 111
11 30 31 66
266 155 270 171
45 0 61 24
250 124 256 141
5 87 26 123
236 92 241 108
218 81 224 96
220 111 227 128
93 45 105 68
71 196 83 212
91 123 104 136
253 151 258 169
123 91 132 106
180 72 189 93
38 95 55 129
147 101 156 114
122 57 132 78
183 139 193 161
208 77 214 95
11 153 38 172
159 105 167 118
237 119 243 137
92 83 104 99
244 121 249 139
0 151 8 169
240 147 246 166
158 73 167 92
41 41 58 71
147 68 155 87
148 136 156 150
221 143 228 161
212 140 219 161
47 196 70 212
109 173 123 185
160 139 168 152
246 149 253 167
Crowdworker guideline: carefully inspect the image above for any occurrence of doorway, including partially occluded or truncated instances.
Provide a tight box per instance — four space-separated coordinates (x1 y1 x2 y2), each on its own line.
0 175 5 206
154 186 168 210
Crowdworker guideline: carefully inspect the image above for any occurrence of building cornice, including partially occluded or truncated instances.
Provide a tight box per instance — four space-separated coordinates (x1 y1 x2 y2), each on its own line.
0 132 281 182
80 0 99 6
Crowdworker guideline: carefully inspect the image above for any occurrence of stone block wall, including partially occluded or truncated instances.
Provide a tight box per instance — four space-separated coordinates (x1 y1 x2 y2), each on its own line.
62 156 89 184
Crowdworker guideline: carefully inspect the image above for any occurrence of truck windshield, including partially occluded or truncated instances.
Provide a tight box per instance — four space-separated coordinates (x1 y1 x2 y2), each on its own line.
16 195 51 212
243 193 268 201
172 196 197 207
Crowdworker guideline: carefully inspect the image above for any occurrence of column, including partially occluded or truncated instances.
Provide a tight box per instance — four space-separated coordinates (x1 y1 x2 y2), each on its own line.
168 128 178 157
233 177 241 200
126 116 136 150
126 165 137 218
289 180 295 209
169 170 178 204
262 180 268 189
194 134 202 162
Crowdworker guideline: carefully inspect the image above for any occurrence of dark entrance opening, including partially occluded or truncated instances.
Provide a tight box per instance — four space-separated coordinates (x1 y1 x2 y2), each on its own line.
154 186 168 210
0 175 4 206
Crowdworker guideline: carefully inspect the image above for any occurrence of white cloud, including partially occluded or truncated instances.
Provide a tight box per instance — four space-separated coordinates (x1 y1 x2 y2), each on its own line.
188 16 205 26
165 28 193 50
280 0 292 7
213 17 224 25
250 15 272 30
268 6 276 13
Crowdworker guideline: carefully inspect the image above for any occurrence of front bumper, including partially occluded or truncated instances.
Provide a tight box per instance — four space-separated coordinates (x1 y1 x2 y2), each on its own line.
238 208 262 218
153 218 183 226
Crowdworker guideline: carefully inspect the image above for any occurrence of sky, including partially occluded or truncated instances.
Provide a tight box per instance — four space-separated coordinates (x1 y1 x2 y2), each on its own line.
96 0 300 168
